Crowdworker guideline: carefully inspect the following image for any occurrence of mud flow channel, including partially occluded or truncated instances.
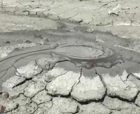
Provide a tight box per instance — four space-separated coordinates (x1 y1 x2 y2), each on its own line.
0 21 140 114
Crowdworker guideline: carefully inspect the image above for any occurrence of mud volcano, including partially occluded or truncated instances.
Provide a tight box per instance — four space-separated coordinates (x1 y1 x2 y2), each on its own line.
52 44 113 59
52 44 117 69
0 21 140 114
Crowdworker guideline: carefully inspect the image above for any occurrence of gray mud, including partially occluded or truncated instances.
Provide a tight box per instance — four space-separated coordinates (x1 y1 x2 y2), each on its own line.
0 20 140 91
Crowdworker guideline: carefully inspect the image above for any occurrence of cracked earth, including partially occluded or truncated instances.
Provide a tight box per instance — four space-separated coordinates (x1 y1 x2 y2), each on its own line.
0 0 140 114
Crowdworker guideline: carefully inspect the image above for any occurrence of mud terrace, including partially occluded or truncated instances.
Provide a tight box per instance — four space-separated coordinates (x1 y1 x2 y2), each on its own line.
0 0 140 114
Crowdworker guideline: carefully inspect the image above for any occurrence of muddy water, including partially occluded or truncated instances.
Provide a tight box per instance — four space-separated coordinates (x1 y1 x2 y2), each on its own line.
0 20 140 90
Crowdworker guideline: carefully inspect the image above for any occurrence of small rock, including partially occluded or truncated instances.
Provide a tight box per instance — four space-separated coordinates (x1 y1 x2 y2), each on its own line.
25 40 32 43
5 41 10 44
1 91 9 99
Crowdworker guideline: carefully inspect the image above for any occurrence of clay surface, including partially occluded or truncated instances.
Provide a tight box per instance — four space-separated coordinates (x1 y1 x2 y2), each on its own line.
0 0 140 114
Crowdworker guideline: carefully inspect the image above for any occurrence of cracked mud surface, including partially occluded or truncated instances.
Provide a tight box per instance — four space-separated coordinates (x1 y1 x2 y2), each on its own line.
0 0 140 114
0 20 140 114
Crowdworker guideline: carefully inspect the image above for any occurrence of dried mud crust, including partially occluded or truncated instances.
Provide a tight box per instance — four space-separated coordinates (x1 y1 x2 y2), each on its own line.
0 21 140 114
1 0 140 40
